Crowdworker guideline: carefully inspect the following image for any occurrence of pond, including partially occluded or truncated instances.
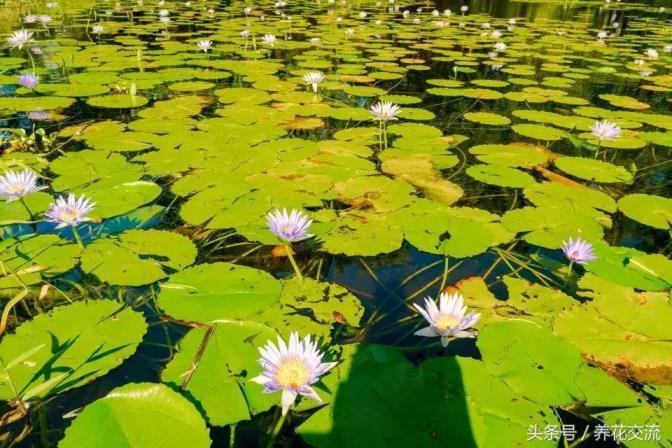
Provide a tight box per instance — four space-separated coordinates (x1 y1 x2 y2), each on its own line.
0 0 671 446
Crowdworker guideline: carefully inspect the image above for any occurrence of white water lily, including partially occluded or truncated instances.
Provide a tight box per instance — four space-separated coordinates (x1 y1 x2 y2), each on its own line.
197 40 213 52
508 18 516 25
414 292 481 347
444 9 452 16
597 30 608 40
6 30 34 50
24 15 38 23
460 5 469 13
645 48 659 60
92 24 104 34
251 333 337 416
664 45 672 53
491 30 502 39
0 169 46 201
45 194 95 228
370 101 401 121
591 120 621 141
262 33 276 46
267 208 312 242
493 41 507 52
303 71 325 93
38 15 52 24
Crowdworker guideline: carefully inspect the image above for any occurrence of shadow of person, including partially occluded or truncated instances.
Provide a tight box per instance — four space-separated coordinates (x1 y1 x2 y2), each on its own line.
296 343 478 448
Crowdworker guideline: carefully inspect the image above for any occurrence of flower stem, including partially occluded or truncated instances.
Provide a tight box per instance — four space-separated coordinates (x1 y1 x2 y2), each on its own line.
71 225 85 250
285 244 303 281
18 198 36 232
266 409 287 448
565 261 574 288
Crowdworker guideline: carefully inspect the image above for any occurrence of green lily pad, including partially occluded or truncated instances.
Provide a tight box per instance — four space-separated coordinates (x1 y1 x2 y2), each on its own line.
0 301 146 401
618 194 672 229
554 157 633 184
158 262 282 324
60 383 210 448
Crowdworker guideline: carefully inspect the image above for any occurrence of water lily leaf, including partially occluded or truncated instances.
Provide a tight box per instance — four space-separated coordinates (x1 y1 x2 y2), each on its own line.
162 321 278 426
81 230 196 286
158 262 282 324
596 405 672 448
502 206 605 249
469 143 549 167
479 320 639 408
298 344 558 448
554 157 633 184
87 94 149 108
0 301 146 400
0 234 80 289
0 192 52 225
584 242 670 291
618 194 672 229
463 112 511 126
555 274 672 384
512 123 567 141
315 212 404 257
60 383 210 448
257 277 364 342
466 164 536 188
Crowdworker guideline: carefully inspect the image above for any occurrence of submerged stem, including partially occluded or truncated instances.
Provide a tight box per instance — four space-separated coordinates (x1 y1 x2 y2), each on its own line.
71 226 85 250
285 244 303 281
266 409 287 448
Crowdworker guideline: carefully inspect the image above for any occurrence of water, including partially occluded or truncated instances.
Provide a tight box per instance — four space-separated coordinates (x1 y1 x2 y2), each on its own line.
0 0 671 446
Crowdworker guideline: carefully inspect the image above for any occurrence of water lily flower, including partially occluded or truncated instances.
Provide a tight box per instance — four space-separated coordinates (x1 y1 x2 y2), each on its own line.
159 16 171 23
251 332 337 416
243 6 252 15
309 37 320 44
207 8 215 15
359 11 367 18
460 5 469 13
38 15 53 24
46 2 58 8
24 15 38 23
561 237 596 265
0 169 46 201
402 10 410 18
6 30 34 50
18 73 39 89
240 29 250 38
92 24 104 34
597 30 608 40
303 71 325 93
345 27 355 35
370 101 401 121
508 18 516 25
494 41 507 52
590 120 621 141
664 45 672 53
262 33 276 46
444 9 452 16
158 9 169 17
432 9 439 16
413 292 481 347
267 208 312 243
197 40 213 52
645 48 659 60
482 22 491 28
45 193 95 228
491 30 502 39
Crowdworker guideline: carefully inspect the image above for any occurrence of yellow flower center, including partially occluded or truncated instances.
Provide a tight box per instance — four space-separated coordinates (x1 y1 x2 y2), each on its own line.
276 357 310 389
434 313 460 333
7 185 26 195
58 208 79 223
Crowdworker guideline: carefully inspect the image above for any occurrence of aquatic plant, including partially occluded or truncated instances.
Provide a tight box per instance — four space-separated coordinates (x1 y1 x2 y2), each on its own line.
0 169 45 201
413 292 481 347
